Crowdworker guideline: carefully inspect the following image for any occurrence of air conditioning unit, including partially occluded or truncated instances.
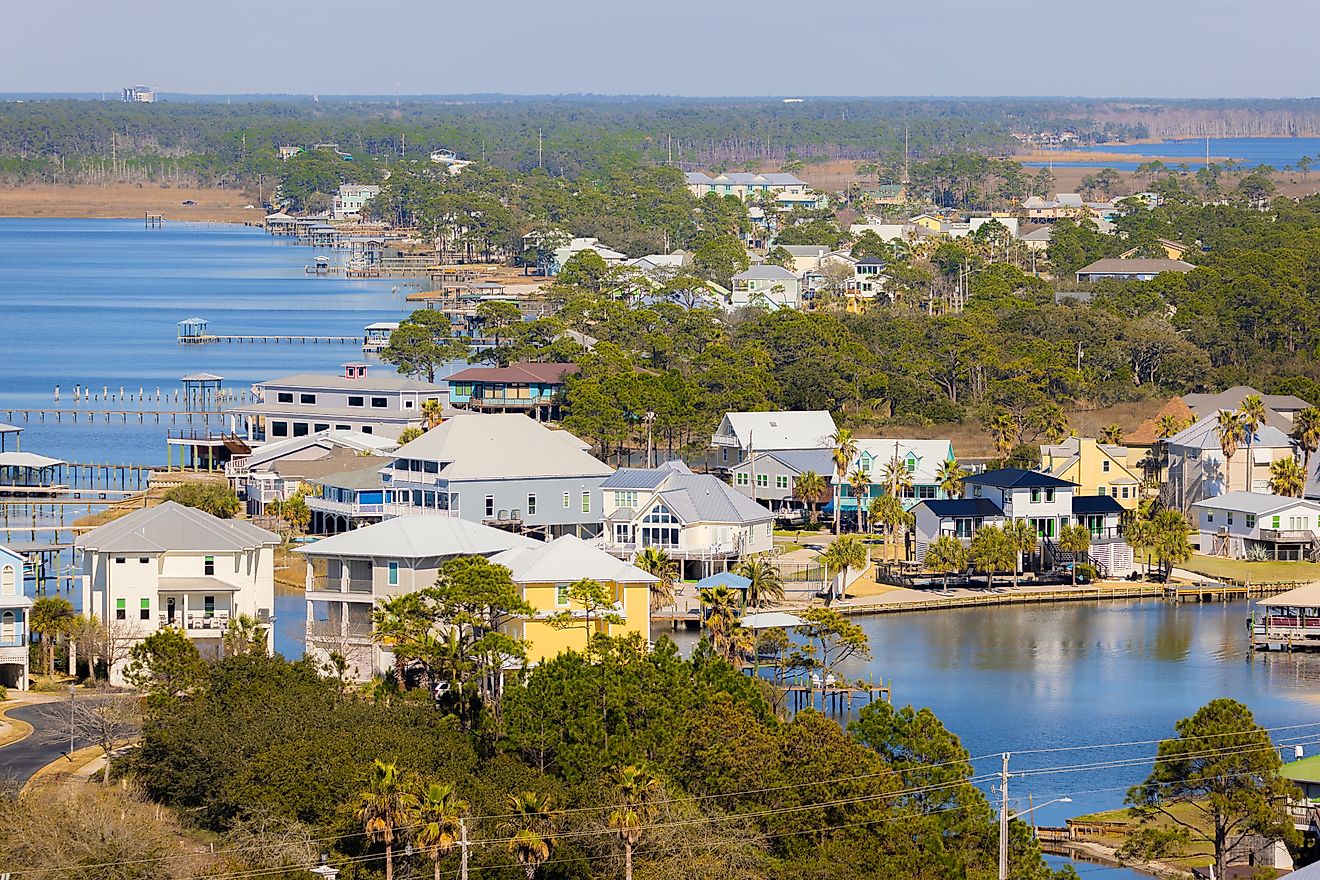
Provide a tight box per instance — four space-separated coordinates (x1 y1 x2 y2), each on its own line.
256 608 272 623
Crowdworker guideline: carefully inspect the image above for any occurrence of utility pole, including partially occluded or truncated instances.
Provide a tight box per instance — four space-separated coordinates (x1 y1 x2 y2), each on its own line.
537 129 543 169
904 126 910 184
459 818 469 880
68 684 76 759
998 752 1011 880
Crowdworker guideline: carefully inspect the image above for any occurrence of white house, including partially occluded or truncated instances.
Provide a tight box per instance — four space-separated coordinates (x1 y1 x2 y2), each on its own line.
1192 492 1320 560
332 184 382 220
963 468 1076 538
227 428 398 516
729 265 802 310
710 410 837 470
599 461 774 577
684 171 810 202
912 498 1008 562
298 516 537 679
76 502 279 682
832 439 957 516
0 545 30 689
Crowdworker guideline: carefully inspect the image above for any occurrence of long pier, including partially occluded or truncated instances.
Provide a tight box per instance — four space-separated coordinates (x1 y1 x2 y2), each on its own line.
179 335 361 345
2 409 229 426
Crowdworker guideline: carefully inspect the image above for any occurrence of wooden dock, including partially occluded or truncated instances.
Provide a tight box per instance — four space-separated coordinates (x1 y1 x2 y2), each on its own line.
780 676 892 715
1166 582 1294 602
2 409 228 425
179 334 361 345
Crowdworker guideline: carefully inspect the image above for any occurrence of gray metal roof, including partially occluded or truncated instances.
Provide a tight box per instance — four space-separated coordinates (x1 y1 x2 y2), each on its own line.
296 515 537 560
654 472 774 525
76 501 279 554
1191 491 1320 516
258 373 447 392
602 468 672 490
743 448 833 475
392 413 612 481
732 265 799 281
491 535 657 584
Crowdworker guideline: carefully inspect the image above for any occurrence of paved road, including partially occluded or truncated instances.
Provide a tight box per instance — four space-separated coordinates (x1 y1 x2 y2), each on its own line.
0 702 92 784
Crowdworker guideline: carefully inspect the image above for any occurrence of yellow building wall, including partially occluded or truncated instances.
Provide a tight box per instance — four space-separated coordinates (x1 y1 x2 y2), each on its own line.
1042 439 1143 509
514 580 651 664
911 215 943 232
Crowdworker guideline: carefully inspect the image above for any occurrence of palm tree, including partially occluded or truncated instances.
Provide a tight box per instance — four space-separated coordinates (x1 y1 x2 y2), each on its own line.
411 781 469 880
734 555 784 609
609 765 663 880
1036 404 1071 445
829 428 858 534
698 585 742 662
398 426 425 445
1291 407 1320 471
1269 457 1306 498
371 593 433 687
1238 394 1267 490
869 493 912 564
1150 508 1193 582
1099 424 1125 446
924 535 968 594
820 534 868 599
30 596 74 677
1215 409 1247 493
848 467 871 533
1004 518 1038 589
502 792 561 880
633 547 677 610
1155 413 1190 439
934 457 969 499
988 413 1015 465
881 452 915 500
222 613 268 657
356 760 417 880
1058 523 1092 586
970 525 1015 592
420 397 445 430
793 470 827 525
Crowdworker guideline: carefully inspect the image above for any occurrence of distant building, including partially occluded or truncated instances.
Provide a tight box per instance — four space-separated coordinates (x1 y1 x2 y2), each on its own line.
1183 386 1311 431
278 145 303 161
122 85 156 103
1075 258 1195 283
710 410 837 471
227 428 398 516
684 171 810 202
832 439 957 515
446 362 578 419
1192 492 1320 560
332 185 382 220
730 265 802 310
1163 417 1294 510
729 448 833 512
1040 437 1145 509
233 363 447 443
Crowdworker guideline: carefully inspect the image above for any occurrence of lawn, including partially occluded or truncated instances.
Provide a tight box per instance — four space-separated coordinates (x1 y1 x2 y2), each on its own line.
1179 554 1320 585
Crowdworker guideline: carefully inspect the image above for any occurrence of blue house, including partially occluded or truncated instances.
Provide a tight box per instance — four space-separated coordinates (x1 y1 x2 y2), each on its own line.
831 439 958 516
0 545 30 690
306 463 391 535
446 362 578 420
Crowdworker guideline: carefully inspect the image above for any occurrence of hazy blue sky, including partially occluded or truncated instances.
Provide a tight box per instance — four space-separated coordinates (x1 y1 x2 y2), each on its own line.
4 0 1315 98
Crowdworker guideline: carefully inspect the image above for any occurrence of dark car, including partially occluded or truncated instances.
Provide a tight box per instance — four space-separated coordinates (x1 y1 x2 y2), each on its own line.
181 199 196 205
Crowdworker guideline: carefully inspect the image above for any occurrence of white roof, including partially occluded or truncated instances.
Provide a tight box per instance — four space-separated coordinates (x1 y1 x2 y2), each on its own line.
716 411 837 451
1191 491 1320 516
740 611 806 629
1258 581 1320 609
848 439 954 484
75 501 279 554
490 535 657 584
1166 417 1291 452
245 430 398 468
732 265 799 282
296 516 537 560
392 413 611 480
0 452 65 468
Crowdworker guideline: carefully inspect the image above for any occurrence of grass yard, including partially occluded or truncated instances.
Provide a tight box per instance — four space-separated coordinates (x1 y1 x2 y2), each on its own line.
1179 554 1320 585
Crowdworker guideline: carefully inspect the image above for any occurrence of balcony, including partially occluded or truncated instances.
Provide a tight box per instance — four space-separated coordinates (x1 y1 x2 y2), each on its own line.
466 395 547 410
309 576 374 594
1259 528 1317 543
0 643 27 663
158 611 230 636
710 434 740 449
307 496 386 518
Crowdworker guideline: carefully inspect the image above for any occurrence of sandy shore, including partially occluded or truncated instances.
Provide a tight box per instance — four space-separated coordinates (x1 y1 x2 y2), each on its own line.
0 183 260 224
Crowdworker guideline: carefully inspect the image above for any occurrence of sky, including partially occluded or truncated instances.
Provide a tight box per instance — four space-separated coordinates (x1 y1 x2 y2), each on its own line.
3 0 1315 99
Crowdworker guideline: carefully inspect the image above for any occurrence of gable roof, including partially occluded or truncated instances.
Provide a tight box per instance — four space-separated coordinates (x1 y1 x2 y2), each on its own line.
653 472 774 525
1126 396 1197 446
391 414 611 480
1165 417 1291 452
850 439 954 485
296 515 537 560
445 362 578 385
245 429 399 469
1183 386 1313 431
716 411 837 451
491 534 657 583
732 265 799 282
740 448 834 476
917 498 1004 518
963 468 1075 490
76 501 279 554
1190 491 1320 516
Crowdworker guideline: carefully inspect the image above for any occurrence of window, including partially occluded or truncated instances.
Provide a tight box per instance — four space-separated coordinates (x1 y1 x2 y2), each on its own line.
527 493 538 515
1102 460 1111 473
115 557 126 564
1121 486 1129 499
735 472 749 486
776 475 789 489
1044 488 1055 503
204 595 215 617
204 556 215 576
614 490 638 508
423 461 439 474
1098 487 1107 495
314 423 330 433
335 424 351 431
973 485 982 497
755 474 768 488
1111 487 1119 497
1227 512 1235 526
140 597 150 621
371 397 388 408
299 393 316 404
388 561 399 586
139 557 149 564
348 396 364 407
115 598 126 620
1030 488 1041 503
276 391 294 404
1 611 12 643
556 583 570 606
1273 515 1281 529
362 426 372 434
916 485 936 499
1207 512 1215 523
563 492 571 508
270 421 289 438
582 492 591 513
293 422 310 437
0 565 12 597
1247 514 1257 528
485 495 495 517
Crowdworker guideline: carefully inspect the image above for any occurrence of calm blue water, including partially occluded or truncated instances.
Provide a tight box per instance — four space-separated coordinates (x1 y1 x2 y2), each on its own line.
1023 135 1320 171
0 219 415 465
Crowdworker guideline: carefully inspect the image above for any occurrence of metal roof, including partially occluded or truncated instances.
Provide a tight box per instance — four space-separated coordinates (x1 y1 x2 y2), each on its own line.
917 498 1005 518
296 515 536 560
1071 495 1125 515
391 413 611 481
446 362 578 384
1191 491 1319 516
76 501 279 554
715 411 837 451
256 373 447 392
1257 581 1320 609
491 534 657 584
963 468 1075 490
0 452 65 468
732 265 799 281
244 430 399 469
1076 258 1195 275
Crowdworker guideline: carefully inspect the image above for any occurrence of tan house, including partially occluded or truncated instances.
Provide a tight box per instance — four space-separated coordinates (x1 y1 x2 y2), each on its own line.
1040 437 1145 509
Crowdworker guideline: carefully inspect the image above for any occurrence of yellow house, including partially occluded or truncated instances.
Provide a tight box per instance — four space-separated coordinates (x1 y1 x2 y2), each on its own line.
1039 437 1145 509
909 213 945 232
490 535 655 664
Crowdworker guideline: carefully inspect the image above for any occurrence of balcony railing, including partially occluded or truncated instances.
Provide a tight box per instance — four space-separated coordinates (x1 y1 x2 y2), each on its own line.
307 497 386 517
1259 528 1317 542
309 576 375 594
158 612 230 633
710 434 740 448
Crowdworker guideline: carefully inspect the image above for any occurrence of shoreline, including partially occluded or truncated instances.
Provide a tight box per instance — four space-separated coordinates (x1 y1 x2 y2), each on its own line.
0 182 259 224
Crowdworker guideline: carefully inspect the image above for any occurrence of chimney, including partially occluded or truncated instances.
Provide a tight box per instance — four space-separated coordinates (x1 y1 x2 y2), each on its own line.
342 363 369 380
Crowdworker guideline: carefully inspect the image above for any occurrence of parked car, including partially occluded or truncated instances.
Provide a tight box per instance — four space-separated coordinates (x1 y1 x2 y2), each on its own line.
181 199 196 205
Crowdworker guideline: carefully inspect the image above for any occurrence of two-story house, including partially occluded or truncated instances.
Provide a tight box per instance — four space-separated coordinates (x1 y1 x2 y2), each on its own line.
1191 492 1320 561
306 459 394 534
76 502 279 682
445 362 578 420
833 439 956 517
298 515 537 679
600 461 774 578
963 469 1077 539
489 535 655 665
332 184 381 220
683 171 810 202
1040 436 1145 509
382 413 613 538
234 363 448 442
1164 417 1295 510
729 265 802 310
911 498 1008 563
0 545 30 690
710 410 837 471
227 428 398 516
729 448 834 513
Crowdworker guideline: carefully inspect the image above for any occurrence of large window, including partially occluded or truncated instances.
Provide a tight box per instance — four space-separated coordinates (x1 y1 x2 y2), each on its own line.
776 475 789 489
388 561 399 586
292 423 310 437
640 502 680 547
300 393 316 404
270 421 289 438
755 474 768 488
348 396 364 408
614 490 638 508
735 472 749 486
276 392 294 404
371 397 388 408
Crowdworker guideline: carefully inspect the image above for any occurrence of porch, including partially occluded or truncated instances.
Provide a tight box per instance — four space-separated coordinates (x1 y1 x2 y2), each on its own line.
157 582 238 637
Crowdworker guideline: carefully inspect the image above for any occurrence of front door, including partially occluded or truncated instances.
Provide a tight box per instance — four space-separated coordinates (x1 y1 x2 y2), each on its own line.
166 597 176 624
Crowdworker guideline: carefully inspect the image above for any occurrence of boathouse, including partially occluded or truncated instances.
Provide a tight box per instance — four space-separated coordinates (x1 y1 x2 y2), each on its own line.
1250 582 1320 650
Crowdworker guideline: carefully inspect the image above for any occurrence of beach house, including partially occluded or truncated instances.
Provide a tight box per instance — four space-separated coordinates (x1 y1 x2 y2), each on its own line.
1163 417 1295 510
710 410 837 471
1039 436 1145 509
0 545 30 690
728 448 834 513
683 171 810 202
729 265 802 310
298 516 537 679
381 413 613 538
445 362 578 420
75 502 279 683
832 439 957 517
1191 492 1320 560
227 428 398 516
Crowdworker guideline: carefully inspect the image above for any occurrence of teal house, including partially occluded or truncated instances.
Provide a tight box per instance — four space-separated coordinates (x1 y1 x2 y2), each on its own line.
446 362 578 420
